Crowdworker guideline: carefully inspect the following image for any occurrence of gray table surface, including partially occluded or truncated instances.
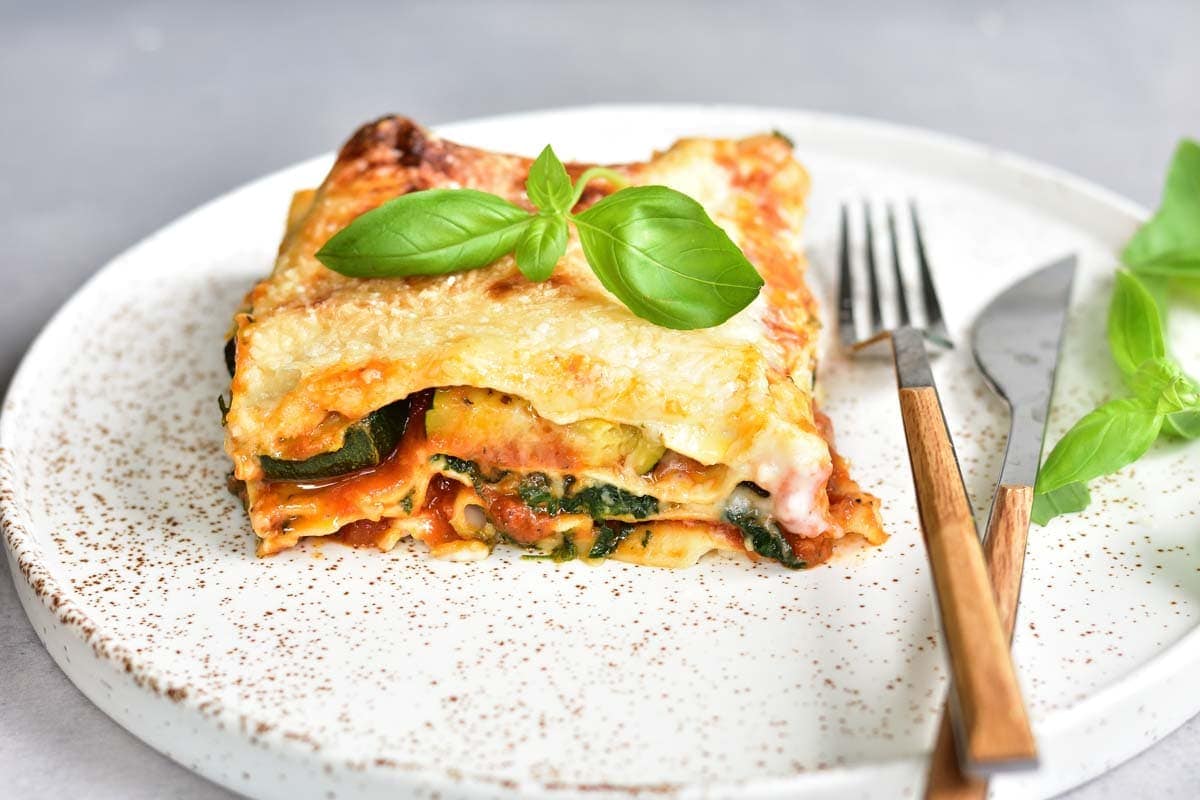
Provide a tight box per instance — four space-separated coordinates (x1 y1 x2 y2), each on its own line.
3 1 1199 797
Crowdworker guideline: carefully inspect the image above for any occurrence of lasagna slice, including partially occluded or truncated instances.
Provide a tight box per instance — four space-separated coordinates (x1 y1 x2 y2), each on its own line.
222 115 885 568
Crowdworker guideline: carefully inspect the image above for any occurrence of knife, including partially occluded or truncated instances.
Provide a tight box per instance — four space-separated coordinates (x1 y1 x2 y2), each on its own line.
924 254 1077 798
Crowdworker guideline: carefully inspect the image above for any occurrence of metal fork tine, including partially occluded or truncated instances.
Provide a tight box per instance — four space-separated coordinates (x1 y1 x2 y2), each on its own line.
886 204 911 326
837 203 857 348
862 201 884 334
909 200 952 346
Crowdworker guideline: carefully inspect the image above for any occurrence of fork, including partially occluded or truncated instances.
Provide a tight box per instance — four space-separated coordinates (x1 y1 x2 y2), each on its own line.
838 202 1038 773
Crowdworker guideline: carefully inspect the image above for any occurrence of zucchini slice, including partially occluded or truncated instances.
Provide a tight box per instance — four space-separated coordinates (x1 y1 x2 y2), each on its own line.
260 399 409 481
426 387 665 474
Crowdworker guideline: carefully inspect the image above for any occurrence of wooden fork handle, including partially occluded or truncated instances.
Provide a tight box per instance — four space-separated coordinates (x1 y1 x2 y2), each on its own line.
898 386 1038 771
924 484 1034 798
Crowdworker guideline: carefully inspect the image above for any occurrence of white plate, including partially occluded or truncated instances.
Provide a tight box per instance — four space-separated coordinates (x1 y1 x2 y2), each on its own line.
4 105 1199 800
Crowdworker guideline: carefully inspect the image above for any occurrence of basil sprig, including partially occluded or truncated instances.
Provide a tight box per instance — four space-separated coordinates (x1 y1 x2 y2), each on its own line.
314 144 763 329
1032 138 1200 524
1122 139 1200 276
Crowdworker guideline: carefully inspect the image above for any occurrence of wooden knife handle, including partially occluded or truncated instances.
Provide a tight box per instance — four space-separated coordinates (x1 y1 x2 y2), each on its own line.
898 387 1037 770
983 484 1033 639
924 483 1034 798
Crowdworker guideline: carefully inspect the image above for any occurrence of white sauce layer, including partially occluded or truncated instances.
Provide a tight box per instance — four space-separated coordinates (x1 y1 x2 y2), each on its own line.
750 435 833 538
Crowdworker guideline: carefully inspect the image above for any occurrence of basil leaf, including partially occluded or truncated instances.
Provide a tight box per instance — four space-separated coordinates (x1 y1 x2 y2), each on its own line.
1108 270 1165 375
1130 358 1199 414
316 189 531 277
573 185 764 329
1036 398 1163 494
515 215 568 282
1035 138 1200 525
1159 372 1200 437
1123 139 1200 276
1139 273 1171 318
1031 482 1091 526
1164 409 1200 440
1111 274 1200 437
526 145 574 214
1127 262 1200 280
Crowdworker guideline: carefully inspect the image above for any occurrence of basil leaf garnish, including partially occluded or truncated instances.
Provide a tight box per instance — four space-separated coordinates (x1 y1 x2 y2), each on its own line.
1163 406 1200 440
1034 142 1200 524
1107 270 1165 376
313 144 764 329
525 145 574 214
515 215 568 282
1036 398 1163 495
1130 358 1198 414
1122 139 1200 277
573 185 763 329
1031 482 1090 526
316 189 532 277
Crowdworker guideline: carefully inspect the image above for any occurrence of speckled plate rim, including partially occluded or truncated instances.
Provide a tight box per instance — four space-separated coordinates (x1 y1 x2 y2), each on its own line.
3 103 1197 800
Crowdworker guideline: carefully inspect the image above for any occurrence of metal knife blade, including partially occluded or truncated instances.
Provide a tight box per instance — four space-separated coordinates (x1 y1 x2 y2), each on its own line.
972 255 1077 489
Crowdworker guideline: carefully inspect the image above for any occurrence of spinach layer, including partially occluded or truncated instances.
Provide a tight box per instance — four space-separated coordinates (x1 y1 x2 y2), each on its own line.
722 503 807 570
517 472 659 520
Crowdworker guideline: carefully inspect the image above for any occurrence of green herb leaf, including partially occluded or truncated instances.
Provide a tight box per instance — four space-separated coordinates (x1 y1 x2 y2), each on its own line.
1128 264 1200 280
525 145 574 213
1139 273 1172 319
313 151 763 330
567 166 628 208
1130 357 1199 414
1164 408 1200 439
1036 398 1164 494
1112 271 1200 438
515 215 568 281
1031 482 1091 526
572 185 764 329
1108 270 1165 375
1034 138 1200 524
1122 139 1200 276
315 189 532 278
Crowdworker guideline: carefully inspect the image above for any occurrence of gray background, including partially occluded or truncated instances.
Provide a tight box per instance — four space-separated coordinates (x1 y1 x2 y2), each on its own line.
2 1 1198 797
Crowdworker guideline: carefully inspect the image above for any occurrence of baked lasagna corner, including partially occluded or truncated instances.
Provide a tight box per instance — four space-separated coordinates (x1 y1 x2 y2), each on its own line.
222 115 885 569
